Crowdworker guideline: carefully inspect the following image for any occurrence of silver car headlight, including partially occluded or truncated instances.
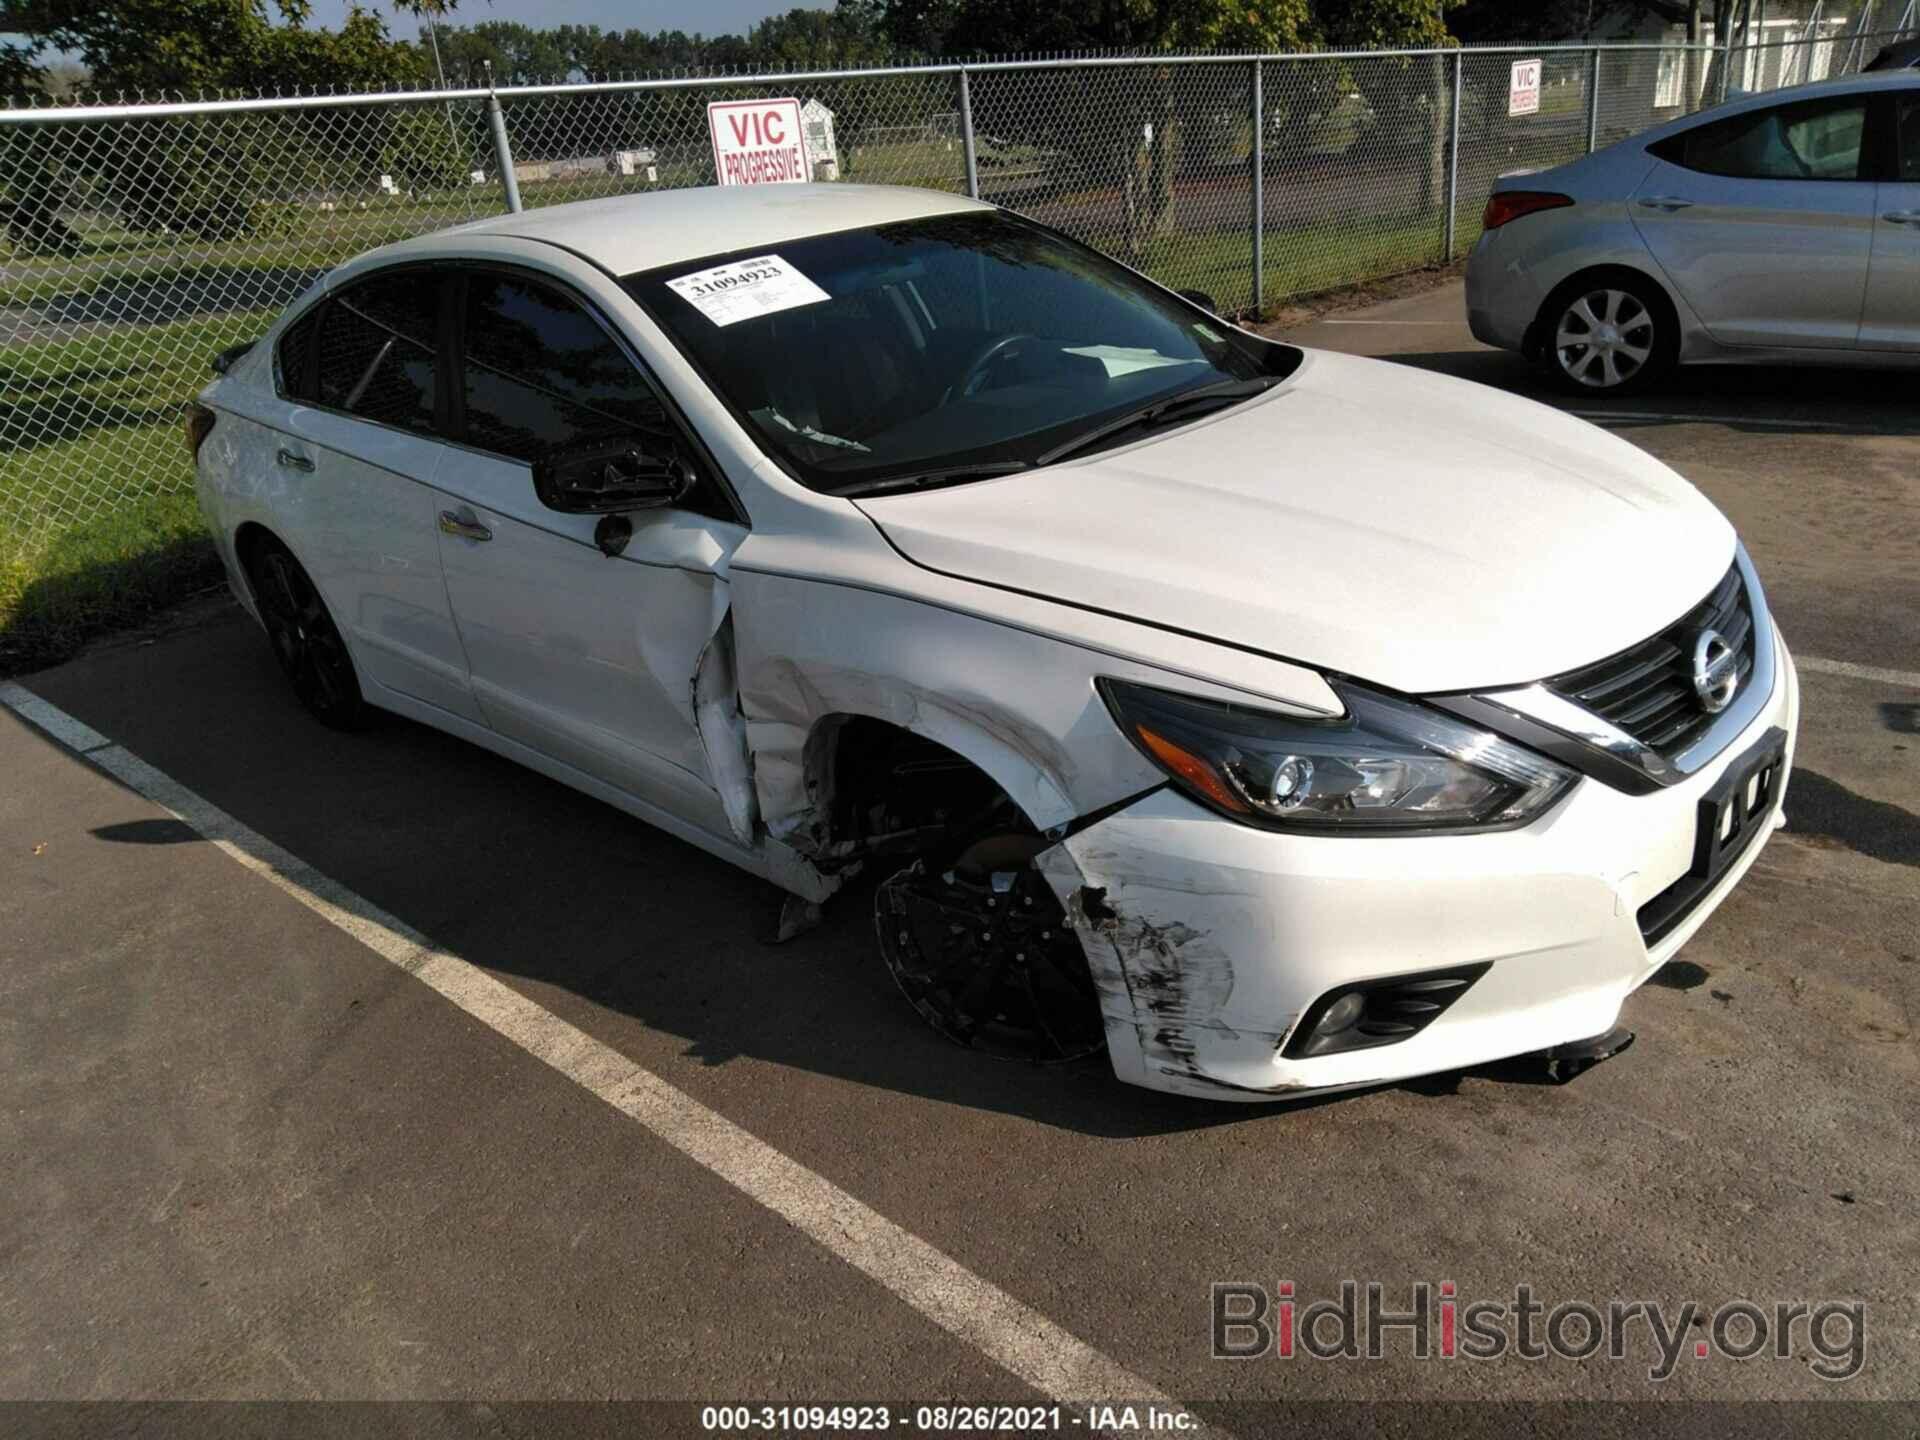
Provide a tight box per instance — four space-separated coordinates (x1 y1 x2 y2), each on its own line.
1098 678 1577 834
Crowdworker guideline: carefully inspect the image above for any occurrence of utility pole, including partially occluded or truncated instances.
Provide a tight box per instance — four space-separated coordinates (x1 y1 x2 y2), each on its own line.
417 3 463 175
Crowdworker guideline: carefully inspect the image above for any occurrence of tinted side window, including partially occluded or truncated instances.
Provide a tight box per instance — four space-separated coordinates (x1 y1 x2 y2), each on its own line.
460 273 671 465
315 271 441 433
1655 99 1868 180
1900 95 1920 181
277 306 321 402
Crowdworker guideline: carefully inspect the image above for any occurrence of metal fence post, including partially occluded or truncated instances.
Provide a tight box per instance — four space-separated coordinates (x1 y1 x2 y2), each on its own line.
1587 48 1602 152
1250 60 1264 316
486 67 523 214
958 68 980 200
1443 50 1462 261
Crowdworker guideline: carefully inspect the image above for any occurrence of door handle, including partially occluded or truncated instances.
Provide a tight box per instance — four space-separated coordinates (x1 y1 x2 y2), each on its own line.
1635 196 1694 212
438 509 493 543
1882 210 1920 225
275 447 315 473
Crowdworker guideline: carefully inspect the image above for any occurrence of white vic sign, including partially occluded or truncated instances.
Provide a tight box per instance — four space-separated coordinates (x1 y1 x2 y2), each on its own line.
1508 58 1543 117
708 98 812 186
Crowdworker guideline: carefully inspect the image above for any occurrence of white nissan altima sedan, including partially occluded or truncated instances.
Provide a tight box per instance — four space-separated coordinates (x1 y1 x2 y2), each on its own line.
192 183 1798 1101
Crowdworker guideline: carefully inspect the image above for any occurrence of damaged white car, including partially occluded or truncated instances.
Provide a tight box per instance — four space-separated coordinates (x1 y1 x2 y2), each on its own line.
193 184 1798 1100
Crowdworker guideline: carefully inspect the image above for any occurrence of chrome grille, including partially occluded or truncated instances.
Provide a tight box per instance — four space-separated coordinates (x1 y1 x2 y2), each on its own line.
1546 563 1755 760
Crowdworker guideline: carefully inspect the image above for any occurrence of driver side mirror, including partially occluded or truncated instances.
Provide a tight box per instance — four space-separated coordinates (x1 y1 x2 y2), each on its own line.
533 435 695 515
1175 288 1219 315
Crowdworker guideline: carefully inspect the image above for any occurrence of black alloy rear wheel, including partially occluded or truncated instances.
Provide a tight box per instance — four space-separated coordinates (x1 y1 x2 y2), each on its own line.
244 536 368 730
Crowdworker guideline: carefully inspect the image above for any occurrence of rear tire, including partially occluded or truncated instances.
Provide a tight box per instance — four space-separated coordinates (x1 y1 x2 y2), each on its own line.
243 536 369 730
1537 273 1676 396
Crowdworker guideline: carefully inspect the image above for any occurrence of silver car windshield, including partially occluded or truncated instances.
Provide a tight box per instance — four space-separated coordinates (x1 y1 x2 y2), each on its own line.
624 211 1297 495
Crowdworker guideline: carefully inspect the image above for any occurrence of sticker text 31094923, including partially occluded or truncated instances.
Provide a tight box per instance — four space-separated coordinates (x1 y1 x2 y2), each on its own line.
664 255 832 328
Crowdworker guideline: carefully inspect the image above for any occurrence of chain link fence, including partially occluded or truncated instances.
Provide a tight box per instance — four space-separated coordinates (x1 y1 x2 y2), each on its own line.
2 25 1913 554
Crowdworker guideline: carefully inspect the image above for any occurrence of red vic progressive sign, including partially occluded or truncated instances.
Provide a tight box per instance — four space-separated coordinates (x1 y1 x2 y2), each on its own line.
708 98 812 186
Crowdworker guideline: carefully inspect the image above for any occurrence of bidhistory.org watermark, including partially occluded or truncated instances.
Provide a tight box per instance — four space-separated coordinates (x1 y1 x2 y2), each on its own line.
1211 1281 1865 1381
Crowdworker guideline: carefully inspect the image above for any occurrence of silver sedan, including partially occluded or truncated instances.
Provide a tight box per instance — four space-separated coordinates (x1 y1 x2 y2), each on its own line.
1466 71 1920 393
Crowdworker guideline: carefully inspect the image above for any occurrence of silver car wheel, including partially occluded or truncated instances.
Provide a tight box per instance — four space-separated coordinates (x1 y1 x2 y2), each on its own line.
1554 289 1656 390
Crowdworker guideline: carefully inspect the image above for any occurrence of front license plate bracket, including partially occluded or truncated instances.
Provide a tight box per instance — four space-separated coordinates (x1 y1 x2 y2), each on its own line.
1637 727 1787 947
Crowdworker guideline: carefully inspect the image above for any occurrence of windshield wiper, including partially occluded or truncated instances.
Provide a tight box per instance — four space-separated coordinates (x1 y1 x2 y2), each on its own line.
1035 376 1278 467
830 460 1032 499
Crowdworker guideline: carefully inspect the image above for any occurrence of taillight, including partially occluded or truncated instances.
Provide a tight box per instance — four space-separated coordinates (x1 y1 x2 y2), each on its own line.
1482 191 1574 231
185 403 215 460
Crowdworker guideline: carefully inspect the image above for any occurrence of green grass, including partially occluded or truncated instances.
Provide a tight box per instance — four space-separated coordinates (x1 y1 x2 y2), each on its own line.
836 138 969 191
0 312 261 672
0 491 220 673
0 199 503 307
1117 212 1447 317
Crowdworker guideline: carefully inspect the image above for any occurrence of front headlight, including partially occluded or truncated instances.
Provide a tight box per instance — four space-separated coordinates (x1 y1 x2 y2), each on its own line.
1098 678 1577 834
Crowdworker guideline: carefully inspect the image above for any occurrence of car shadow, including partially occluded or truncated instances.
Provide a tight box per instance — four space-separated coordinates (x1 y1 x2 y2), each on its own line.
1778 768 1920 871
1376 349 1920 438
0 528 222 676
28 607 1609 1140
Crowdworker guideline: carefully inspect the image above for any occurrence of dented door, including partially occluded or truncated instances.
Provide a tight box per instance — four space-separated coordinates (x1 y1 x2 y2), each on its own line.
431 265 755 841
434 453 746 832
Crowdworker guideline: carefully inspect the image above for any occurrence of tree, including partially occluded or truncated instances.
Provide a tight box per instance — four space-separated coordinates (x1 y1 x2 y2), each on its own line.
873 0 1466 56
433 19 573 84
0 0 445 244
748 5 893 70
0 0 433 97
1450 0 1734 44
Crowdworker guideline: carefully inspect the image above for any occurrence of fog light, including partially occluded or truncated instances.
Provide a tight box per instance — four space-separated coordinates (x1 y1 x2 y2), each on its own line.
1283 962 1493 1059
1316 991 1365 1037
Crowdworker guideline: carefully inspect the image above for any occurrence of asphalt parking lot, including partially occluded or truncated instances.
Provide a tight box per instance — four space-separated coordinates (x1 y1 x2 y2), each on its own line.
4 278 1917 1433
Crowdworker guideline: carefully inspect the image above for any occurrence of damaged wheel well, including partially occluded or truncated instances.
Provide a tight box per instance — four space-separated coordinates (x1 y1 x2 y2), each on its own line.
805 715 1038 867
233 520 279 573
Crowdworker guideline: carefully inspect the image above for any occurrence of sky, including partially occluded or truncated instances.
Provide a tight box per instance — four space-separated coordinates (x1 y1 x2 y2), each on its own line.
1 0 828 70
310 0 828 43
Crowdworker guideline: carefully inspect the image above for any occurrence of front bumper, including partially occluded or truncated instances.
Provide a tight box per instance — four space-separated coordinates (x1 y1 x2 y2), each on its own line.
1036 632 1799 1101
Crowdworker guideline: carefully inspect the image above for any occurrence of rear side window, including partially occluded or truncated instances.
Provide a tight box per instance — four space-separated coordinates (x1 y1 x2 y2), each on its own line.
1652 98 1868 181
277 306 321 402
315 270 442 434
1899 95 1920 181
459 273 671 464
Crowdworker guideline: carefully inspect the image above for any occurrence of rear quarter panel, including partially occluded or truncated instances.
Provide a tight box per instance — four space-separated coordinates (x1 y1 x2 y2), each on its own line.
1480 150 1713 358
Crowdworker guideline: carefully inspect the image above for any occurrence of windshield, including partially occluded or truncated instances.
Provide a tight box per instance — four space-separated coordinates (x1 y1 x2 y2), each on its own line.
624 211 1298 495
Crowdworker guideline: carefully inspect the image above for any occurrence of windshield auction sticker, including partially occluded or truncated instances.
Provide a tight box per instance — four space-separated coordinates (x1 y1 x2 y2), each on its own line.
665 255 830 328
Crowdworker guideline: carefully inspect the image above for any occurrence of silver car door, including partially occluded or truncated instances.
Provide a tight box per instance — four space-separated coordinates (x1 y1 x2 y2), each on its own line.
1632 93 1875 349
1860 90 1920 351
432 266 751 840
271 267 482 724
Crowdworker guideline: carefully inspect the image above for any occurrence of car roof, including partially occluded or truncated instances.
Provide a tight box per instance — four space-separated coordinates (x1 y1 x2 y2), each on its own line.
1709 67 1920 114
1612 68 1920 149
396 183 989 277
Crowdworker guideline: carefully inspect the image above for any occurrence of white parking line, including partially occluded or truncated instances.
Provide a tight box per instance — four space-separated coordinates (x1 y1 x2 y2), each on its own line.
0 680 1196 1426
1794 655 1920 690
1319 319 1462 325
0 683 114 754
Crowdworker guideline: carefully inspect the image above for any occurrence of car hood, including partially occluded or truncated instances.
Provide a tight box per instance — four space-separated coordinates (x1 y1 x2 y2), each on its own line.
855 349 1735 695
